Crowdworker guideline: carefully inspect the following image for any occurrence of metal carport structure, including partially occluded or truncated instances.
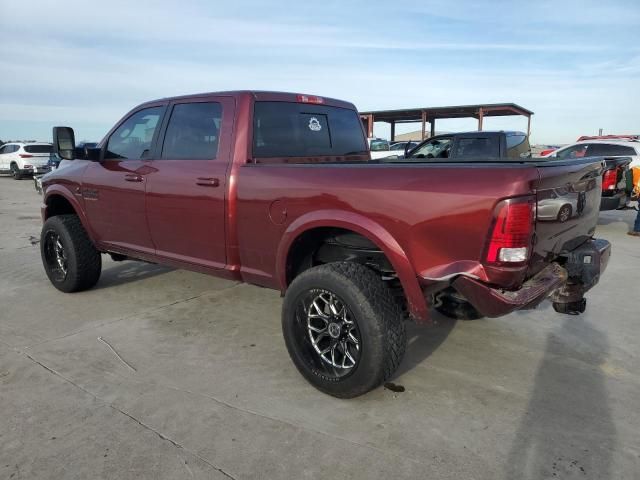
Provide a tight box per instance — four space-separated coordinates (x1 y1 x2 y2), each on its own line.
360 103 533 141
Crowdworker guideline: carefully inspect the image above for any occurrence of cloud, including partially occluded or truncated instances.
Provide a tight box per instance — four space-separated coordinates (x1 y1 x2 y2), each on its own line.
0 0 638 144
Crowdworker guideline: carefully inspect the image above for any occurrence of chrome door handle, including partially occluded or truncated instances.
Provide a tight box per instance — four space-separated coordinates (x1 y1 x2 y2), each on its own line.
196 177 220 187
125 174 143 182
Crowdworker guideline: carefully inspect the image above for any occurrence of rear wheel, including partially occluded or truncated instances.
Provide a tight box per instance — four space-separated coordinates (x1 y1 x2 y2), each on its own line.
10 163 22 180
282 262 406 398
41 215 102 292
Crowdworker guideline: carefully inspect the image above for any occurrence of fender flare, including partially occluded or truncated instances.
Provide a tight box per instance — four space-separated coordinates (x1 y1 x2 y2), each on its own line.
42 185 97 242
276 209 430 323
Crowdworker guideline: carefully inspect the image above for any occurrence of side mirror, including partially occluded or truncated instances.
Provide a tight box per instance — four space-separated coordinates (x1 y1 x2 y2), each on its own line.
52 127 76 160
404 143 413 158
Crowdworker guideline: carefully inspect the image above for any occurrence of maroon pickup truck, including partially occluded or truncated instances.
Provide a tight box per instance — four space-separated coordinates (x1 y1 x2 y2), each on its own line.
40 91 611 398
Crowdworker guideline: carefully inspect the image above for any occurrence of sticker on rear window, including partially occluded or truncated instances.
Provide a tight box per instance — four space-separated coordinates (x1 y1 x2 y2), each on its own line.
308 117 322 132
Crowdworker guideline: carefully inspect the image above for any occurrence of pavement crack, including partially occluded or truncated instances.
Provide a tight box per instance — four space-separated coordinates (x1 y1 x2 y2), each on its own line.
109 406 237 480
21 282 242 350
22 352 237 480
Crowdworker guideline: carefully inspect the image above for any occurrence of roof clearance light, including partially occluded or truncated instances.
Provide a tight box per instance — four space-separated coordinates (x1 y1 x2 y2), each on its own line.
297 94 324 104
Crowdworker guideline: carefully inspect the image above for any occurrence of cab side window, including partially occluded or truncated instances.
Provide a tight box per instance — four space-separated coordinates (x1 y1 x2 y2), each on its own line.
410 137 452 158
161 102 222 160
556 144 588 159
106 107 164 160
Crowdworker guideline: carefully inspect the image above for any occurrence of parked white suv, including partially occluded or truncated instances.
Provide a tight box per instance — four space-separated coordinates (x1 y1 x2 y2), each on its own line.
543 140 640 168
0 142 53 179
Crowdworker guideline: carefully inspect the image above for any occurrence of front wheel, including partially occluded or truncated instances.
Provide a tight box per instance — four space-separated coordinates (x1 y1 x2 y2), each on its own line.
282 262 406 398
41 214 102 292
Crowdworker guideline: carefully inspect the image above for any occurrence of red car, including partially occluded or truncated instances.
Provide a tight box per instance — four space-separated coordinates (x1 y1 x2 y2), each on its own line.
41 91 611 397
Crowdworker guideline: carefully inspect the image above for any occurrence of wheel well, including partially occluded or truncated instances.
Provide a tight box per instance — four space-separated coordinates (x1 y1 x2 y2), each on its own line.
45 194 77 219
286 227 396 285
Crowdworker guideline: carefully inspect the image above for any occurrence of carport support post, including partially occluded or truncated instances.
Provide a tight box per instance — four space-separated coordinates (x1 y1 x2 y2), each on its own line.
527 114 531 137
390 121 396 142
430 119 436 138
421 110 426 140
367 114 374 138
478 107 484 131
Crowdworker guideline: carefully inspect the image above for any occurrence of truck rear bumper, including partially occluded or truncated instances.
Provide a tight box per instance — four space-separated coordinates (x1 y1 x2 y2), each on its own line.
600 192 627 211
450 238 611 318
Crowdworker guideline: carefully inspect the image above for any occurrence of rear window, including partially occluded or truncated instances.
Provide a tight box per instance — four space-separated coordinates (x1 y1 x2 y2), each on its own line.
506 134 531 159
252 102 366 158
452 137 500 158
24 145 53 153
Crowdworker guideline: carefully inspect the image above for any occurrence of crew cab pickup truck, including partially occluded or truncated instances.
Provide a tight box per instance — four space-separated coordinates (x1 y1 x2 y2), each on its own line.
40 91 611 398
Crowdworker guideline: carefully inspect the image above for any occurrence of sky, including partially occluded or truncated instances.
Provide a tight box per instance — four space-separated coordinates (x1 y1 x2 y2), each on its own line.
1 0 639 145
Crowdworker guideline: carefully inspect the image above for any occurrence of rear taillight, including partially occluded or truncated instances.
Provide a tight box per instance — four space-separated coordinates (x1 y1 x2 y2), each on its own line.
485 198 535 264
19 154 33 158
602 169 618 191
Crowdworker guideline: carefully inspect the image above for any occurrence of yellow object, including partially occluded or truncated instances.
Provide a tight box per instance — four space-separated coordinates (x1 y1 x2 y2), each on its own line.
633 166 640 196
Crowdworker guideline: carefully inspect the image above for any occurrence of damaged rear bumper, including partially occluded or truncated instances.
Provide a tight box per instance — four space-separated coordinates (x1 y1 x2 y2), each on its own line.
450 238 611 318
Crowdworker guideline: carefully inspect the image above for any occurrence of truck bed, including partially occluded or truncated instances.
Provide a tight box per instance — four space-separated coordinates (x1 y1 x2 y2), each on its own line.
235 157 604 292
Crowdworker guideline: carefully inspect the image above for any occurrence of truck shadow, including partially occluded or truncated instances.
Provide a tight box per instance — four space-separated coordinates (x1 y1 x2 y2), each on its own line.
505 317 615 479
94 261 173 290
394 312 457 378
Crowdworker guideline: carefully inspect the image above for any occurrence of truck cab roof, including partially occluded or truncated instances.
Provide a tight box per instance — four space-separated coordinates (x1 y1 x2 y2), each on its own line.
137 90 358 111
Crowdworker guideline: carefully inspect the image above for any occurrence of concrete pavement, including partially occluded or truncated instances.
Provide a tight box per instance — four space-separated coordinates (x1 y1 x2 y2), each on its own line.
1 177 639 479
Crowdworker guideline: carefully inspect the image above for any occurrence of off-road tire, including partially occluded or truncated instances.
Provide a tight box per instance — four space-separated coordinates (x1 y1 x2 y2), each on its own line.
41 214 101 292
10 163 22 180
282 262 406 398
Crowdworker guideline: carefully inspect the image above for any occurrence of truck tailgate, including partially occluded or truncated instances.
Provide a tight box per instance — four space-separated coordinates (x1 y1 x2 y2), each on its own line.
530 157 604 277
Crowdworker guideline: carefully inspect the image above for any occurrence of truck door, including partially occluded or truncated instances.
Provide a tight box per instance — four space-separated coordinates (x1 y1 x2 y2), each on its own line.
82 104 166 254
145 97 234 269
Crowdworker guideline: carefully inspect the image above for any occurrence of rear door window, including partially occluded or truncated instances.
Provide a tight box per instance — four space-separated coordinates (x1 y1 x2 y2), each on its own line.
106 107 164 160
252 102 366 158
452 137 500 158
161 102 223 160
556 144 589 159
